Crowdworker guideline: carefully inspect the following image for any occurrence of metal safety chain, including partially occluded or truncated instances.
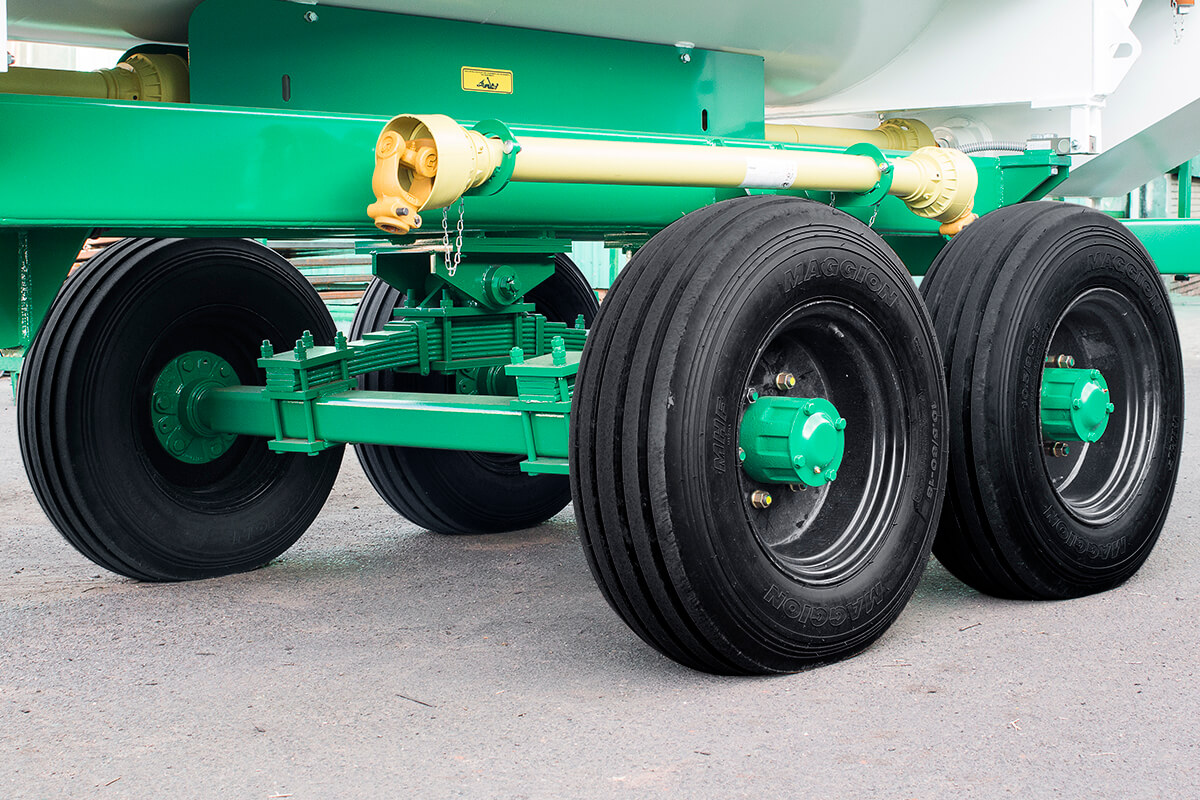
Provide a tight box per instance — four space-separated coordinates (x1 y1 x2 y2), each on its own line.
441 200 465 276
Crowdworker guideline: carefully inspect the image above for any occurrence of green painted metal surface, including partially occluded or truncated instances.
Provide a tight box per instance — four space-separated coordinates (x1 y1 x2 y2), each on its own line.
0 229 88 351
196 386 568 458
189 0 766 140
740 396 846 487
1041 367 1114 443
1123 219 1200 274
151 351 239 463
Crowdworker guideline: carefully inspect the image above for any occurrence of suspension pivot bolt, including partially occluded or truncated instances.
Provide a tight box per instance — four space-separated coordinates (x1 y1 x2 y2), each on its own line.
775 372 796 391
750 490 773 509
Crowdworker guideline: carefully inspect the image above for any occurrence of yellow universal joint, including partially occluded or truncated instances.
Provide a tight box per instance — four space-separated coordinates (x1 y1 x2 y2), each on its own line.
892 146 979 234
367 114 504 235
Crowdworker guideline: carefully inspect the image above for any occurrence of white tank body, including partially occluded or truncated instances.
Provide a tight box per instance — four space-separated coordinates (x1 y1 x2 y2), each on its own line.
5 0 948 105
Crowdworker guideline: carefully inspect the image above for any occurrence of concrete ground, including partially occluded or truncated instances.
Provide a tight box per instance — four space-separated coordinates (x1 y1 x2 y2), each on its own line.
2 306 1199 800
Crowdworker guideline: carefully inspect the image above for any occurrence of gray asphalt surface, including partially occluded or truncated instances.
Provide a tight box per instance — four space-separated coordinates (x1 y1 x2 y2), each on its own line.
3 304 1199 799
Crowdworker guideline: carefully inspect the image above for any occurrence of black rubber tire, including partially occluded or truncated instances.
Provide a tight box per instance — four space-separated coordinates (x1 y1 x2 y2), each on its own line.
571 196 948 675
17 238 344 581
920 202 1183 599
351 254 599 535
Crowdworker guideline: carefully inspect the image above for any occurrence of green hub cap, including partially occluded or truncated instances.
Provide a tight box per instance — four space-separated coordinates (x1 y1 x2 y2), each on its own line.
1040 367 1115 443
739 396 846 488
151 351 239 464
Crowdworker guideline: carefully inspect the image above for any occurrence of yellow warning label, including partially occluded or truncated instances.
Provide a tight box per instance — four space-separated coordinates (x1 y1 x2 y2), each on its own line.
461 67 513 94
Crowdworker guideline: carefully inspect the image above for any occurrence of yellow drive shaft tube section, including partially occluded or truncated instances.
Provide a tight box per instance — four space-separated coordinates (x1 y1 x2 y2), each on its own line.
368 114 977 236
765 118 937 151
0 53 189 103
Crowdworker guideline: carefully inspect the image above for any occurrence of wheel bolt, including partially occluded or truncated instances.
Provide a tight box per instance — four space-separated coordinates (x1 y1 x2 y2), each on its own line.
1045 441 1071 457
750 490 772 509
1045 354 1075 368
775 372 796 391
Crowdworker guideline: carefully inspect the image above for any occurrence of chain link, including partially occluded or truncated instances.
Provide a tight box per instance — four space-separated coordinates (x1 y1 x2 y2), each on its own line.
868 204 880 228
440 200 465 276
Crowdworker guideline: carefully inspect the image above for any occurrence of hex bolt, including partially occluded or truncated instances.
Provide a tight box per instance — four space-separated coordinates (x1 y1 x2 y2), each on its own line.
301 330 315 348
803 402 815 416
1045 441 1071 458
1106 402 1115 413
1045 354 1075 368
747 388 759 403
1090 369 1100 380
738 448 746 462
303 10 319 22
551 336 567 366
792 455 805 469
575 314 586 330
834 417 847 431
1072 399 1082 409
334 331 348 351
774 372 796 391
825 468 838 482
154 395 171 413
750 490 772 509
679 52 692 63
261 340 275 358
509 346 525 365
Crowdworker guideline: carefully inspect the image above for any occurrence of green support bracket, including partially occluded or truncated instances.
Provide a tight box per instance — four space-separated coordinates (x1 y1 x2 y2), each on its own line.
0 229 89 360
504 337 578 475
1178 159 1193 219
258 331 355 454
1041 366 1114 443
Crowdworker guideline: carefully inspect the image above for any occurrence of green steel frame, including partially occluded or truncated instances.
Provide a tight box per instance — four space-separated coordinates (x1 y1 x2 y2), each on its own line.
10 0 1184 471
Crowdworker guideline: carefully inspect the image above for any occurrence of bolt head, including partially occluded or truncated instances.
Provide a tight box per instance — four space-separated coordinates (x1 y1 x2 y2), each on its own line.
825 469 837 482
750 489 772 509
792 455 805 469
680 52 692 63
738 448 746 462
803 402 815 416
1073 399 1082 409
303 10 319 22
1106 402 1115 413
774 372 796 391
747 389 759 403
834 417 847 431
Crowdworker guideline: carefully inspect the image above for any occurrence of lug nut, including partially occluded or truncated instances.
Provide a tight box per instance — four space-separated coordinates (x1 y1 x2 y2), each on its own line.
1045 441 1071 458
750 490 772 509
775 372 796 391
1046 354 1075 368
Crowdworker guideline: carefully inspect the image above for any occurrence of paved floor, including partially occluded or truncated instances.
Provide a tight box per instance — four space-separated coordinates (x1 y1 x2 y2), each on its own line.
2 306 1199 799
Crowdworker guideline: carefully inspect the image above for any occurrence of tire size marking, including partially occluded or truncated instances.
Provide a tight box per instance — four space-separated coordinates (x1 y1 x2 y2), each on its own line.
710 395 731 474
1040 504 1128 560
763 582 885 627
779 258 899 308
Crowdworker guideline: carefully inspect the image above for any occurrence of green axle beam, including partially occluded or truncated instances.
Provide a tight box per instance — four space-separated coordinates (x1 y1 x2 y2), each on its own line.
196 386 568 458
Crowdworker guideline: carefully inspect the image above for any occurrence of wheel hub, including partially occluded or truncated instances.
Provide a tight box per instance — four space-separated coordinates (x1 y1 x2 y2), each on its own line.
740 396 846 488
151 351 239 464
1041 365 1114 443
